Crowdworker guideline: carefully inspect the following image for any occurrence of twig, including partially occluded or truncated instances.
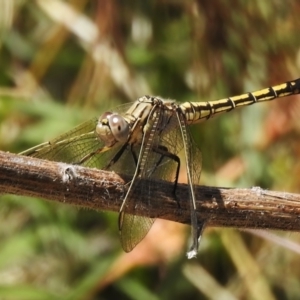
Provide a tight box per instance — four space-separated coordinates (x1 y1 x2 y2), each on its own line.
1 150 300 231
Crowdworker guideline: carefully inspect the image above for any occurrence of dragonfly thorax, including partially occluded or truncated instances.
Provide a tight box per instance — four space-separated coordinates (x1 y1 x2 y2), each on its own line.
96 111 130 147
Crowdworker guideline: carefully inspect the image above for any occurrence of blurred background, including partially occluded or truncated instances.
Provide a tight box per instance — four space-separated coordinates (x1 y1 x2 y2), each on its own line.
1 0 300 299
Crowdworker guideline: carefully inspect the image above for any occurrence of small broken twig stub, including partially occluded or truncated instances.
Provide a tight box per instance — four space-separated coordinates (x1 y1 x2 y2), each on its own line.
1 150 300 231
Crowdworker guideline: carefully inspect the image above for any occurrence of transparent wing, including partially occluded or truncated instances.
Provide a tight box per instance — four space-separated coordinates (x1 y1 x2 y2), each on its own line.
119 212 155 252
118 110 187 252
118 109 202 254
20 118 97 161
20 101 135 168
20 117 128 169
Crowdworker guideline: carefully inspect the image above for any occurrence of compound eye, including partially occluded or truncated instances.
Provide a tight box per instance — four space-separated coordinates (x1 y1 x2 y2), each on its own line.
99 111 113 121
108 114 129 142
96 112 115 146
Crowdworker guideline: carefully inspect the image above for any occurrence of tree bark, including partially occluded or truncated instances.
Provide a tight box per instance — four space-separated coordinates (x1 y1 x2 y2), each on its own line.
1 150 300 231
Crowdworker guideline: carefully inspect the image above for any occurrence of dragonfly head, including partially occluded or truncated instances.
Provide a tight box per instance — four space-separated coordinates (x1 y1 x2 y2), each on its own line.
96 112 130 147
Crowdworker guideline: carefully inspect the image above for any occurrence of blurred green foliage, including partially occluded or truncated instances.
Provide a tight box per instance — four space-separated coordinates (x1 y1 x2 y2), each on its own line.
1 0 300 299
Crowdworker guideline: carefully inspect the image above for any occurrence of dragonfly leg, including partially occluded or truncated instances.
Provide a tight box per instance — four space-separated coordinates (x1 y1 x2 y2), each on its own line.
130 144 138 166
104 143 128 170
151 145 181 208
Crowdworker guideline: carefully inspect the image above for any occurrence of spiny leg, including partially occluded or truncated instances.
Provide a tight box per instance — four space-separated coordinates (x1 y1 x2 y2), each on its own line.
103 143 128 170
150 145 181 208
130 144 138 166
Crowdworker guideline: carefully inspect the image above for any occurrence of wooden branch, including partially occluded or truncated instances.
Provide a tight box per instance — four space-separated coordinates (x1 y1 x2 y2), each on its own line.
1 150 300 231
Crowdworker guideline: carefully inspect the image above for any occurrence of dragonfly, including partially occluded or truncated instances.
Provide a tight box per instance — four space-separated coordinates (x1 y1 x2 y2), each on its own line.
20 78 300 258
